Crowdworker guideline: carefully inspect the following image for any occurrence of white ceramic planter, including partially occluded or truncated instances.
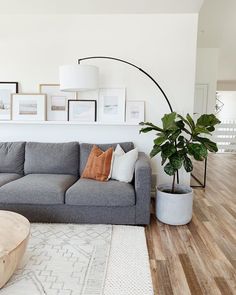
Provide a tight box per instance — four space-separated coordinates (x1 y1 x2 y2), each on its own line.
156 184 193 225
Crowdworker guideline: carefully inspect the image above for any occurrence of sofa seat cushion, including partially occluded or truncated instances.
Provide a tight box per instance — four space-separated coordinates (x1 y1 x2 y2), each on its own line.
66 178 135 207
0 173 22 187
0 174 77 205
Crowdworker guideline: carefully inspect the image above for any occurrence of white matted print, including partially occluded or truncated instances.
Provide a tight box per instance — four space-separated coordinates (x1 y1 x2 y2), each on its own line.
98 88 125 123
39 84 76 121
68 100 97 122
0 82 18 120
126 101 145 124
12 94 46 121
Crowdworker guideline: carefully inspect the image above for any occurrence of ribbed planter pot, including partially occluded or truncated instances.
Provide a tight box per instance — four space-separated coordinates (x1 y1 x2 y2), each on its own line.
156 184 193 225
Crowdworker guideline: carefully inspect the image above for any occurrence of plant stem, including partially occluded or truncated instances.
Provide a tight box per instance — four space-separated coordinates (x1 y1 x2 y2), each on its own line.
172 173 176 194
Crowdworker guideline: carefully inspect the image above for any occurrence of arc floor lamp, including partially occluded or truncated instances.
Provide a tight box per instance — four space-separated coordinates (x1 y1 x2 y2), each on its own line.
60 56 173 112
59 56 180 183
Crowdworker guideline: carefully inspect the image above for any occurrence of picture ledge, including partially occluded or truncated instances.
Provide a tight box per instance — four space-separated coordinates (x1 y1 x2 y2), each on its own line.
0 121 140 126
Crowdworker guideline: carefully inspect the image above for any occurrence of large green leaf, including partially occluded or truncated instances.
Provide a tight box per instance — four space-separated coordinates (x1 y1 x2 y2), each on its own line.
154 135 167 146
187 143 208 161
177 135 186 148
169 129 181 142
161 142 176 158
169 153 183 170
164 162 175 176
150 145 161 158
177 141 185 148
177 114 192 130
183 156 193 172
139 122 164 133
194 126 211 135
196 114 221 127
186 113 195 130
175 120 185 129
162 112 177 130
161 156 168 166
179 147 188 157
160 142 176 165
139 127 154 133
195 137 218 152
207 126 215 132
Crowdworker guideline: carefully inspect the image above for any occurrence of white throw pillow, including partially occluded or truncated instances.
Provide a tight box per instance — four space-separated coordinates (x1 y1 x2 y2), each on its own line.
111 144 138 183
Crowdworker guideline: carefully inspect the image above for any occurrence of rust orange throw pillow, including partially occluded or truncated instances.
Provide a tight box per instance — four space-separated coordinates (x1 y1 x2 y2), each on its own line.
81 145 113 181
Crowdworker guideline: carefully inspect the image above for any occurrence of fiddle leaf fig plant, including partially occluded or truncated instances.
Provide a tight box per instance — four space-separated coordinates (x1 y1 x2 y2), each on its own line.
140 112 220 193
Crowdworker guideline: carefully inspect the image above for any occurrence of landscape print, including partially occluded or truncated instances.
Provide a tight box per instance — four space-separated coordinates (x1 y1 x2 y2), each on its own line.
71 102 94 121
98 88 125 123
0 89 12 120
19 100 37 115
103 96 118 115
51 96 66 111
0 89 11 114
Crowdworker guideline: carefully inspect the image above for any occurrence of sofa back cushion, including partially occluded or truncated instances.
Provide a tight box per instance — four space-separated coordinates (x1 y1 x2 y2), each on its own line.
80 142 134 176
24 142 79 176
0 142 25 175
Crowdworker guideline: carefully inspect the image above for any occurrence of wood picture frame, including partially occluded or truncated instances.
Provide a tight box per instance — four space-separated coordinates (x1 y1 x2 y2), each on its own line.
11 93 46 121
39 84 76 121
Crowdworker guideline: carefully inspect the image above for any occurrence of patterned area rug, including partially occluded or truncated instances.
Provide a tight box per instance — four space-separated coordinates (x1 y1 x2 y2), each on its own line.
1 224 153 295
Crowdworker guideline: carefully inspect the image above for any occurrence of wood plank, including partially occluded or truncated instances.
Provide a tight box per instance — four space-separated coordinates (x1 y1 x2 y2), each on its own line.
150 216 166 260
165 255 191 295
145 225 155 260
214 277 234 295
178 253 203 295
222 204 236 219
149 259 159 295
155 260 174 295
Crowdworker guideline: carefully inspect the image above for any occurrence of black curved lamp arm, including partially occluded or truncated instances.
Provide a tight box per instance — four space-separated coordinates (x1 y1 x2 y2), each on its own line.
78 56 178 183
78 56 173 112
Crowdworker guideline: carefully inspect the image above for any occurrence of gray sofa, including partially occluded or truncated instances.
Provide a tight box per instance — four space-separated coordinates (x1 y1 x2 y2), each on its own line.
0 141 151 224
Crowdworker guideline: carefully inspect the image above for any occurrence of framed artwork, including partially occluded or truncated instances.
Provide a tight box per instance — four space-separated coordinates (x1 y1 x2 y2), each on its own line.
68 100 97 122
0 82 18 120
98 88 126 123
126 101 145 124
39 84 76 121
11 94 46 121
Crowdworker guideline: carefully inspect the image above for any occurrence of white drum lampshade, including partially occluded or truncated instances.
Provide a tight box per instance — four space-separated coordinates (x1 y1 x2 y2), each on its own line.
59 64 99 91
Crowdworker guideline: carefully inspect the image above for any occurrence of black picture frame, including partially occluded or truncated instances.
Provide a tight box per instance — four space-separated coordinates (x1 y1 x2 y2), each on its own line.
68 99 97 122
0 82 19 120
0 82 19 93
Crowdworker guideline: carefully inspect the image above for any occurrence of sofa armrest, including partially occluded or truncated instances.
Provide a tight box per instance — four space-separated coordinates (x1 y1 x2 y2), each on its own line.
134 152 152 224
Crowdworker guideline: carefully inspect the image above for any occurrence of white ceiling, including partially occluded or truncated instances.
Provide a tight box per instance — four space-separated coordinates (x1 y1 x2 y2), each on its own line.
0 0 203 14
198 0 236 80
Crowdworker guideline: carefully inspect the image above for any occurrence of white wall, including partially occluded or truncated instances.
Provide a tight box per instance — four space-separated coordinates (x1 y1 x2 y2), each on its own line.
195 48 219 114
217 91 236 121
0 14 198 184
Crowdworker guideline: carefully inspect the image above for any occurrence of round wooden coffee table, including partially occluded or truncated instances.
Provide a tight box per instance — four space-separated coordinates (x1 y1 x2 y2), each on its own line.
0 210 30 288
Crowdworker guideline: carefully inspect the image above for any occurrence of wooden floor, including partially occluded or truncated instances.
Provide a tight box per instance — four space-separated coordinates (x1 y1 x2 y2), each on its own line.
145 153 236 295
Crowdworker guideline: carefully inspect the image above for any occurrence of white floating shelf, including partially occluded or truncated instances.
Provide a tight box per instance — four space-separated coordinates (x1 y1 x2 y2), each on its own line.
0 120 139 126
